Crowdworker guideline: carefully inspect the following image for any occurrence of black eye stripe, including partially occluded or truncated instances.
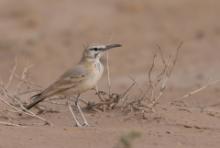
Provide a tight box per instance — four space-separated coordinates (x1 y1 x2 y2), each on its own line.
90 47 99 51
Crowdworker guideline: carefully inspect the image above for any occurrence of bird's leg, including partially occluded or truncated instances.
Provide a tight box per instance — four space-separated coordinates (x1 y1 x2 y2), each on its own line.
75 94 89 126
67 97 82 127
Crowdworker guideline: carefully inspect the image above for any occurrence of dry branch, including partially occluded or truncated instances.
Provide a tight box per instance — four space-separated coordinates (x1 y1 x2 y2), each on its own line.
0 61 52 127
106 51 111 95
6 58 18 89
87 43 183 116
174 79 220 100
0 121 24 127
142 42 183 112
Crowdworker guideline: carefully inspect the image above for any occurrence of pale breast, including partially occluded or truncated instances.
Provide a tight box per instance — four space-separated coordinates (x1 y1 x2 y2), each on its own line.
76 61 104 93
87 61 104 86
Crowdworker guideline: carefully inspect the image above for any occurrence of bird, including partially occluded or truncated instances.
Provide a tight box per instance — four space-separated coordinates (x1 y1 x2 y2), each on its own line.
25 43 122 127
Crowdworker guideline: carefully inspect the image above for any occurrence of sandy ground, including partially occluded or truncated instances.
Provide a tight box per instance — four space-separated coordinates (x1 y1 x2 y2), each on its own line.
0 0 220 148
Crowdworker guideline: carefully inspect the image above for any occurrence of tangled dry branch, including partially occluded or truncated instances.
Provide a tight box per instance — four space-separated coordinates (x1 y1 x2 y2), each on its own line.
83 42 183 118
2 42 219 126
0 60 51 127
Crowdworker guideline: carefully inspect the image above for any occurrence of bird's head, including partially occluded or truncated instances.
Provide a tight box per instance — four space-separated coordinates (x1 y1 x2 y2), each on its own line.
82 43 122 60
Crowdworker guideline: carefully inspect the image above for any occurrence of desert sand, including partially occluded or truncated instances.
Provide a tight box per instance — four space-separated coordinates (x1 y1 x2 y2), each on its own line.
0 0 220 148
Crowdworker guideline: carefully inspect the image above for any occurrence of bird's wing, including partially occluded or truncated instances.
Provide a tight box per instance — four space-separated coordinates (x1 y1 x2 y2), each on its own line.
39 65 88 98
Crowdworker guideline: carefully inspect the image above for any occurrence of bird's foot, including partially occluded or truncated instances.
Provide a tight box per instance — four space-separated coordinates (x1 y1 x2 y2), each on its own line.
82 122 89 127
75 123 82 127
75 122 90 127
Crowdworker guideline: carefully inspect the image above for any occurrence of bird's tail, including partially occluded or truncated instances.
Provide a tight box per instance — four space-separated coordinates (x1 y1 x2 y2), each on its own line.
25 93 45 110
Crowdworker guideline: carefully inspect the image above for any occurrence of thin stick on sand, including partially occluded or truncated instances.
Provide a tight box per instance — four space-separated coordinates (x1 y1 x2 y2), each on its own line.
175 79 220 100
106 51 112 95
6 58 18 89
0 121 24 127
0 61 52 126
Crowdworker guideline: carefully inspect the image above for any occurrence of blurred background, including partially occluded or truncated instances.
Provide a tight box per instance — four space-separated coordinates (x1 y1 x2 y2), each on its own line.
0 0 219 89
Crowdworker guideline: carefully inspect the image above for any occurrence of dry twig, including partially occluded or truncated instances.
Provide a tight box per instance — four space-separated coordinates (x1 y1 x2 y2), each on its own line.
6 58 18 89
88 43 183 116
0 121 24 127
0 60 52 127
106 51 111 95
174 79 220 100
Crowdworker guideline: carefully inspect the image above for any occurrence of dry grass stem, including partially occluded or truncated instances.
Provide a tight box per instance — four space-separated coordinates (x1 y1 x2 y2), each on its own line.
87 43 184 116
0 121 25 127
175 79 220 100
143 42 183 112
120 78 136 103
6 57 18 89
0 60 52 127
15 63 33 93
106 51 112 95
1 82 51 125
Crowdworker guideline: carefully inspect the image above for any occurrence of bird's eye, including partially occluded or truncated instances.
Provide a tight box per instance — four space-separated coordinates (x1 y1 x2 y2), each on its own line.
93 48 98 51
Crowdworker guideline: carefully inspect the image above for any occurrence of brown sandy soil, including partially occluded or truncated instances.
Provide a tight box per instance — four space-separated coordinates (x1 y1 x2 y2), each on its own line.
0 0 220 148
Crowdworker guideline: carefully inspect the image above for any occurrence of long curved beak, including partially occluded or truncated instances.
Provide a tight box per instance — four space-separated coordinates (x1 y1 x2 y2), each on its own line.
104 44 122 51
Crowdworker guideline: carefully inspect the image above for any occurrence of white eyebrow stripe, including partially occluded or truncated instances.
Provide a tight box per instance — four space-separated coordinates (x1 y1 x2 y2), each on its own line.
89 45 105 49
